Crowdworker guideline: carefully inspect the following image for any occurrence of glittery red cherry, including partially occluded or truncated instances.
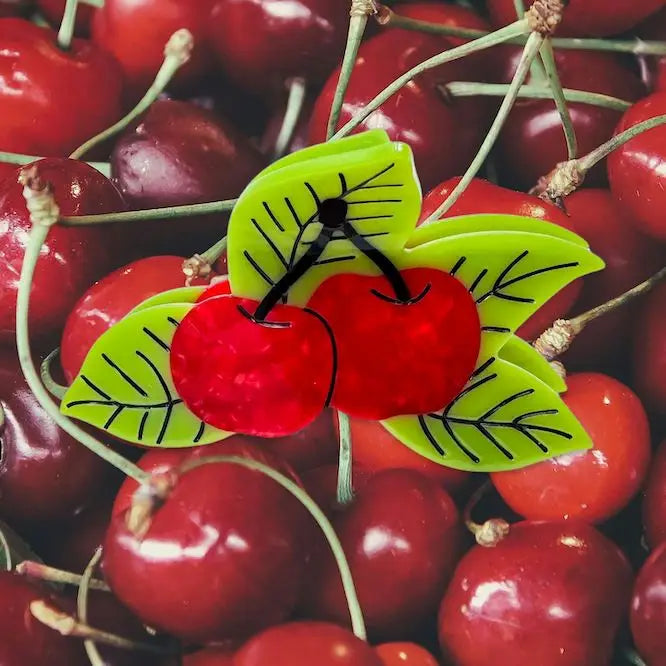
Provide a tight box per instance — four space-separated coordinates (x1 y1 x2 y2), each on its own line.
170 295 335 436
307 267 480 419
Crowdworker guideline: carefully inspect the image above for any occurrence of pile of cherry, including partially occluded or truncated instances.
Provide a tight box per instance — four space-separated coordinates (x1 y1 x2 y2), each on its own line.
2 0 666 664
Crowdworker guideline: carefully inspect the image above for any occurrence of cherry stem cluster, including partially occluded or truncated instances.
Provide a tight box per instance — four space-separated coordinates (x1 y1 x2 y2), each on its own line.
336 411 354 506
274 77 307 159
16 560 110 591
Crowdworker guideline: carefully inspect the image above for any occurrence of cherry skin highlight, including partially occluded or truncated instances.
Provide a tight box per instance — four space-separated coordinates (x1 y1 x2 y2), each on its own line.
374 643 439 666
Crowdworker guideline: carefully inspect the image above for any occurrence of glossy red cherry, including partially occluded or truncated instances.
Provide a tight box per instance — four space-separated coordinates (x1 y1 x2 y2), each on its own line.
632 281 666 416
0 158 127 346
111 99 266 256
0 19 123 156
37 0 95 35
608 92 666 241
439 520 633 666
491 373 651 524
375 643 439 666
91 0 213 100
208 0 348 95
171 294 334 436
301 469 463 640
309 3 495 190
560 189 665 368
496 48 643 190
418 177 581 341
234 622 383 666
486 0 665 36
631 541 666 666
104 440 311 643
644 440 666 549
307 267 480 420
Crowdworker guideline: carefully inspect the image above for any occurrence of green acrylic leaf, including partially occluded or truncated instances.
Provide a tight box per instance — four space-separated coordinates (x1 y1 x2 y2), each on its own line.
399 229 604 361
227 132 421 305
499 336 567 393
129 286 208 314
61 304 230 448
383 356 592 472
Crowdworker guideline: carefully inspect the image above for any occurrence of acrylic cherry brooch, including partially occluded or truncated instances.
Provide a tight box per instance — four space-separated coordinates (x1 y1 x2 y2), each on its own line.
61 129 606 472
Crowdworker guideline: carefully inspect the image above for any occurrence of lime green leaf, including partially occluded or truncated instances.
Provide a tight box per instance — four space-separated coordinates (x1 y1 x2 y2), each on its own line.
399 229 604 361
499 336 567 393
129 286 208 314
61 304 230 447
227 132 421 305
383 357 592 472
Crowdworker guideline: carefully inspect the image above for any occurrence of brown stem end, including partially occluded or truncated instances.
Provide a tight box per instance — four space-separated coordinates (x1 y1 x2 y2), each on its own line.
532 318 578 361
525 0 565 35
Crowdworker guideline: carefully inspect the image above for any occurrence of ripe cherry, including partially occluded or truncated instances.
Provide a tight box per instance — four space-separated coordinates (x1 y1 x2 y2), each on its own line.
631 541 666 666
37 0 95 35
110 99 266 256
207 0 348 95
301 469 463 640
418 177 581 341
608 92 666 241
91 0 213 100
439 520 633 666
309 3 495 190
307 267 480 420
0 158 127 346
301 463 372 514
496 48 644 190
491 372 651 524
183 649 235 666
374 643 439 666
0 19 123 156
636 7 666 93
234 622 383 666
643 440 666 549
104 440 311 643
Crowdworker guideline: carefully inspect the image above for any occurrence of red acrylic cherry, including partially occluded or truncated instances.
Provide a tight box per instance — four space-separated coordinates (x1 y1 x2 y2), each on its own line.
0 19 123 156
496 48 644 191
0 348 111 525
0 158 127 346
307 267 480 420
91 0 213 100
375 643 439 666
486 0 665 36
439 520 633 666
207 0 348 95
110 99 266 256
632 281 666 416
608 92 666 241
491 372 651 524
103 440 311 643
644 439 666 549
309 3 495 191
301 469 463 640
631 541 666 666
559 189 665 368
37 0 95 35
418 177 581 341
235 622 383 666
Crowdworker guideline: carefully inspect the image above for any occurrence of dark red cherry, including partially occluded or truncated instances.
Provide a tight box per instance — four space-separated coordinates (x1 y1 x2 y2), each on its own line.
309 3 495 190
492 372 651 524
207 0 348 95
307 267 480 420
183 649 235 666
496 48 644 190
0 158 127 345
171 294 334 436
486 0 665 36
644 440 666 549
60 255 211 383
0 571 88 666
37 0 95 35
301 463 372 514
375 643 439 666
91 0 214 100
234 622 383 666
636 8 666 93
0 19 123 156
0 0 29 17
439 520 633 666
608 92 666 241
560 189 665 368
631 542 666 666
301 469 463 640
0 348 110 525
104 440 311 643
110 99 266 256
418 177 581 341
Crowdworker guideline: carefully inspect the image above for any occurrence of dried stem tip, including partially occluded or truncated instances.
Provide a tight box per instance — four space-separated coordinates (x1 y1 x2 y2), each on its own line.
532 318 578 361
472 518 511 547
531 159 583 206
164 28 194 65
126 471 175 538
182 253 213 285
350 0 377 17
525 0 565 35
19 166 60 228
